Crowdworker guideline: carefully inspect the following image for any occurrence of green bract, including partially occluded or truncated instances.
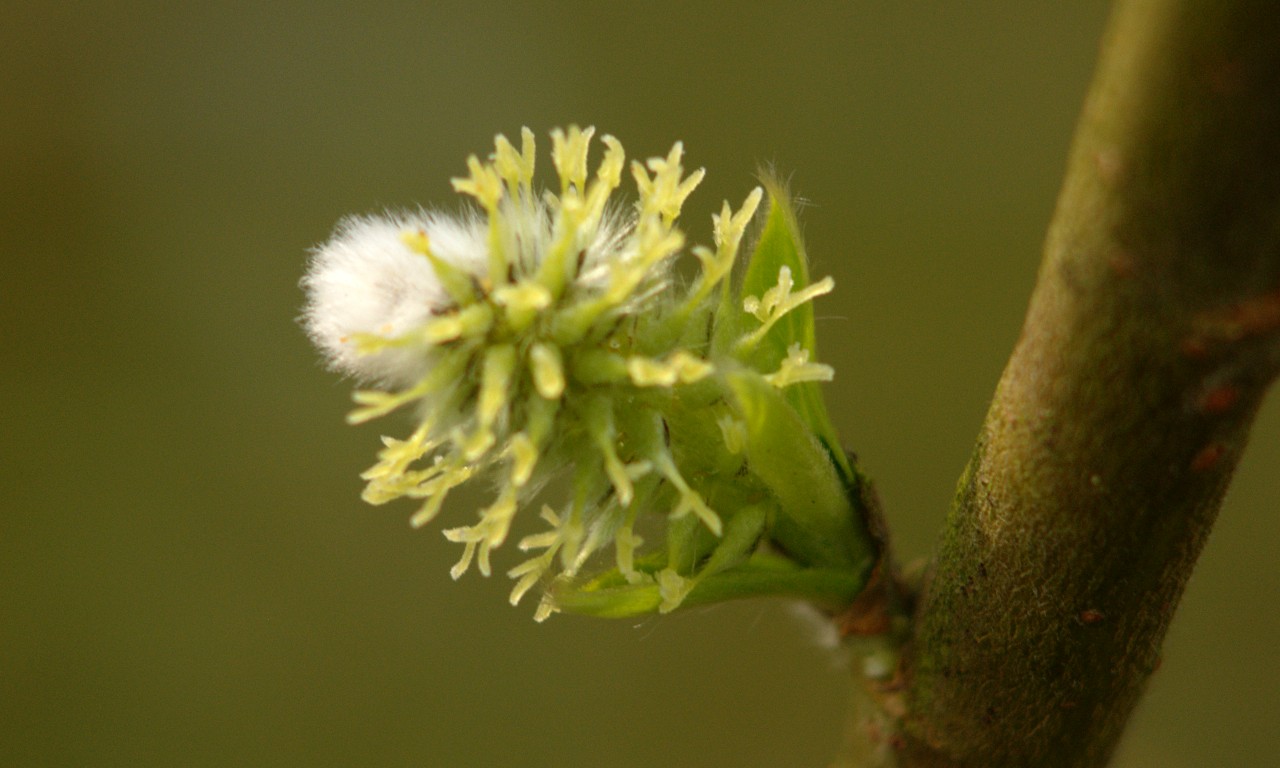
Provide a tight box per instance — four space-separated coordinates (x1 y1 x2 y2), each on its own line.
303 127 878 620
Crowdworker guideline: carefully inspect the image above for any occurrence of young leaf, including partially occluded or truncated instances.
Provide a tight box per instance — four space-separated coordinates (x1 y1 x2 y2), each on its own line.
731 175 852 480
723 369 875 579
554 554 864 618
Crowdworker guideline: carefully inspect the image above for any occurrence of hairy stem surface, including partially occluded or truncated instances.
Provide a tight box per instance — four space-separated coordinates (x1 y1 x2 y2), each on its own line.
897 1 1280 764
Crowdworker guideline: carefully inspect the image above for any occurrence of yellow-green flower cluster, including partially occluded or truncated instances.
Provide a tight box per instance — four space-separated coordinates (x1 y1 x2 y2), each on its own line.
303 127 856 620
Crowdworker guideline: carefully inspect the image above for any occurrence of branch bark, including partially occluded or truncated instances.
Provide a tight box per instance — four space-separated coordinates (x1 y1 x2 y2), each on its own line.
892 1 1280 765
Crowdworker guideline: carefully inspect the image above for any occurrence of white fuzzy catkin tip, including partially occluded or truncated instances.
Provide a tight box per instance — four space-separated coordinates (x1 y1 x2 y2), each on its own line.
302 211 487 385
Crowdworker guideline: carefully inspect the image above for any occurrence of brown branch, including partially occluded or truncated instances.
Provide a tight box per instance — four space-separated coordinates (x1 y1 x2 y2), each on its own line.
893 1 1280 765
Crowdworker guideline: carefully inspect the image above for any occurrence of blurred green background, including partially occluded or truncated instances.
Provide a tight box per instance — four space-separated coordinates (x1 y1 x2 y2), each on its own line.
4 2 1277 766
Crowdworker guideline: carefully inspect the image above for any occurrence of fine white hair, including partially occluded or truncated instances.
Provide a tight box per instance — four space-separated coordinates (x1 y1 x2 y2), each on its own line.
301 211 487 386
